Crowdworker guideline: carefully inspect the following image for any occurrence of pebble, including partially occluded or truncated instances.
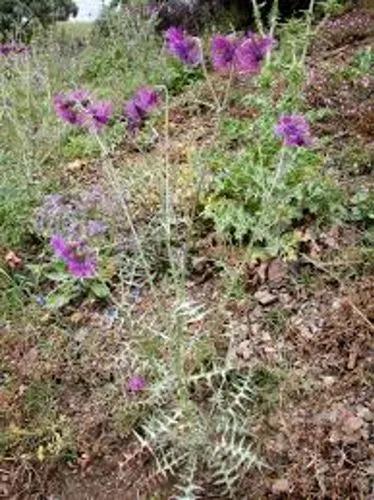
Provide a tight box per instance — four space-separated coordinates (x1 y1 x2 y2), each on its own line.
272 479 290 494
357 406 373 423
237 340 252 360
254 290 277 306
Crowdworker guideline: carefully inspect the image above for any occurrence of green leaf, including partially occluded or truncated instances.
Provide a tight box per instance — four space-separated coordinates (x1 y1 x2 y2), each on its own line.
46 272 70 282
45 290 75 309
90 282 110 299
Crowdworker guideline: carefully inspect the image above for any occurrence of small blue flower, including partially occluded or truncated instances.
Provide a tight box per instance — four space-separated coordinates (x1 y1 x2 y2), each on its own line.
35 295 46 306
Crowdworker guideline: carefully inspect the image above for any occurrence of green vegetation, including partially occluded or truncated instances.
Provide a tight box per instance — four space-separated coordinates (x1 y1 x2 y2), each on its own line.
0 1 372 497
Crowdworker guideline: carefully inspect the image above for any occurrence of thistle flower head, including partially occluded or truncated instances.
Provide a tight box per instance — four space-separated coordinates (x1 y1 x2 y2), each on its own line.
127 375 147 392
53 89 91 126
234 33 275 75
125 87 159 131
51 235 97 279
0 43 29 57
275 114 312 147
165 26 202 66
84 101 113 132
211 35 238 73
53 90 112 133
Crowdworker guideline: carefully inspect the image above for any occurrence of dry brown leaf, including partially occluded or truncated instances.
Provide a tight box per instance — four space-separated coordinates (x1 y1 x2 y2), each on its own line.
5 251 22 269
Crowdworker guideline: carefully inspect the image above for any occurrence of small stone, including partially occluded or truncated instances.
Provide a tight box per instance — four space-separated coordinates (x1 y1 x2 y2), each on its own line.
357 406 373 423
343 414 364 434
5 250 22 269
66 159 85 172
250 323 261 335
237 340 252 360
254 290 277 306
272 479 290 494
261 331 272 342
279 292 292 305
248 307 263 322
322 376 336 387
347 348 358 370
331 298 342 310
70 311 85 324
267 259 287 284
18 384 27 396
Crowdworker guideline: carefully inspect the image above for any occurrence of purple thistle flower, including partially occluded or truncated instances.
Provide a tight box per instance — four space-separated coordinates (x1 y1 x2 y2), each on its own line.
234 33 274 75
127 375 147 393
53 90 112 133
51 235 73 261
211 35 238 73
51 235 97 279
0 43 29 57
84 101 113 133
0 44 13 56
165 26 202 66
125 87 159 131
67 256 97 279
53 89 91 126
275 115 312 147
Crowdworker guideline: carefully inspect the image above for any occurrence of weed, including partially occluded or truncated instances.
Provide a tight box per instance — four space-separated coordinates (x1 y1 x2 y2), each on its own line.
263 307 291 336
338 46 374 81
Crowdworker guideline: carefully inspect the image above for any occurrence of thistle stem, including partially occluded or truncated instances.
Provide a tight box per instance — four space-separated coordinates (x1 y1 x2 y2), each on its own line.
300 0 316 64
198 40 221 111
94 133 156 293
250 0 265 36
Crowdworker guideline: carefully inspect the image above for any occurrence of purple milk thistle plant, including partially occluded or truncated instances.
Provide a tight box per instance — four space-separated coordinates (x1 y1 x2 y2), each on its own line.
51 235 97 279
53 90 113 133
165 26 202 66
125 87 159 131
275 114 312 147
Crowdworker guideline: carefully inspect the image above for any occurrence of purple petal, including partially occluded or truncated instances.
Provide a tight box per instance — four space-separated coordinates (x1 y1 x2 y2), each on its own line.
211 35 237 73
53 90 112 134
165 26 202 66
234 34 275 75
85 101 113 132
275 114 312 147
125 87 159 131
51 235 97 279
127 376 147 392
67 257 97 279
51 235 71 260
